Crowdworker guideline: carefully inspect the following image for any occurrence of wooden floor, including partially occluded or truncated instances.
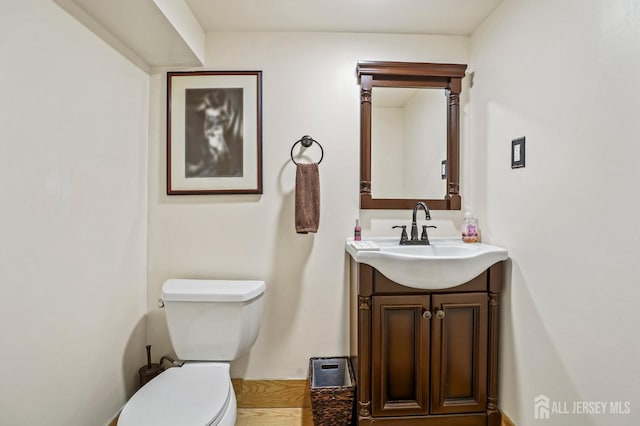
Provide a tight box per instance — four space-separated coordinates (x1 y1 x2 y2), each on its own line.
237 408 313 425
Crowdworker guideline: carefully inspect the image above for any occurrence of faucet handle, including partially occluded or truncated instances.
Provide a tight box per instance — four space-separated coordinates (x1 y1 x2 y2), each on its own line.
392 225 408 244
421 225 437 241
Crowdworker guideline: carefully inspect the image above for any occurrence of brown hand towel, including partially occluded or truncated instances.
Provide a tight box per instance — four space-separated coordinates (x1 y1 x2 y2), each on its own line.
295 163 320 234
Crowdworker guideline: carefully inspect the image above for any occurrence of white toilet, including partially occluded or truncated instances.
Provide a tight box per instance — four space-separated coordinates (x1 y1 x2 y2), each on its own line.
118 279 265 426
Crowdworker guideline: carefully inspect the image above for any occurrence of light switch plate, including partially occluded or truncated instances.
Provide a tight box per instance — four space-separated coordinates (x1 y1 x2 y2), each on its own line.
512 137 525 168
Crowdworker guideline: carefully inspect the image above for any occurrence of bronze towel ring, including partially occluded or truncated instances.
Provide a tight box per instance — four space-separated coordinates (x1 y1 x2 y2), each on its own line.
290 135 324 165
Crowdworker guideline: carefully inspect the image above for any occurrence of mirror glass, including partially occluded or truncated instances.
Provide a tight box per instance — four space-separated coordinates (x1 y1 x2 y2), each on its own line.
371 87 447 199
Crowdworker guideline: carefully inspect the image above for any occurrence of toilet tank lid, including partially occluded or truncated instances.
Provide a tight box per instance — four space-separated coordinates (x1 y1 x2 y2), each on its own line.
163 279 265 302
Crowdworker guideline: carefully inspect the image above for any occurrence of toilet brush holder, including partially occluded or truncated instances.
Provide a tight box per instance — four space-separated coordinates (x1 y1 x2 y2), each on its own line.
138 345 164 388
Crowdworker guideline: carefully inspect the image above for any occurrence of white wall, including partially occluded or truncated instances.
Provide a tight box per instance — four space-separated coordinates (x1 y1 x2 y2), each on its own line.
469 1 640 425
0 1 149 424
147 32 468 379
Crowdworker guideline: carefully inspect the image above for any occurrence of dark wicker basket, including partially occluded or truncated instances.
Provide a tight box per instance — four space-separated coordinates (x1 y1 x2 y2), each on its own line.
309 357 355 426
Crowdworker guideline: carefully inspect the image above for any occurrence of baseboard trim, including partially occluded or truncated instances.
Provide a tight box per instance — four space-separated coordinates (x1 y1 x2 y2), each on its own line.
232 379 310 408
502 411 516 426
107 413 119 426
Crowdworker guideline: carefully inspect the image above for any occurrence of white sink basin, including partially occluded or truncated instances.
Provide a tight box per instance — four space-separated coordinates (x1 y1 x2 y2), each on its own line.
346 237 508 290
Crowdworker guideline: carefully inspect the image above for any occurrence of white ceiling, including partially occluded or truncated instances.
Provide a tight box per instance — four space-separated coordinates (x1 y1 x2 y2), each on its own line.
55 0 504 71
186 0 504 36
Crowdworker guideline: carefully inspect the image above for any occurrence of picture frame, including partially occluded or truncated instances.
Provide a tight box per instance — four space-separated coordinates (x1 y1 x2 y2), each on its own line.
167 71 263 195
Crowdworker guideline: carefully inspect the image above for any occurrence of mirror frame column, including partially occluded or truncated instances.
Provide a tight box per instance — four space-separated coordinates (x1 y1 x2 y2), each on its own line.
360 75 373 197
447 77 462 210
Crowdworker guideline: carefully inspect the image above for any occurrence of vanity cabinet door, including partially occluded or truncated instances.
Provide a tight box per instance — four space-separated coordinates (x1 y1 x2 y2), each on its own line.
371 295 430 417
431 293 488 414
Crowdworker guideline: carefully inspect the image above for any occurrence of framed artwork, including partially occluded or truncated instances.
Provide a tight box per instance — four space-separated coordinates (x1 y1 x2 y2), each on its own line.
167 70 263 194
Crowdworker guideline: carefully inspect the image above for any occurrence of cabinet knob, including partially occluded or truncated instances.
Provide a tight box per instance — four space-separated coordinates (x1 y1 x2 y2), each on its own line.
436 310 445 319
422 310 432 320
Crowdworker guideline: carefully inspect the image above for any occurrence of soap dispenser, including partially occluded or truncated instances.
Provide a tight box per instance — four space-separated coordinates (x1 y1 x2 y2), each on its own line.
461 208 479 243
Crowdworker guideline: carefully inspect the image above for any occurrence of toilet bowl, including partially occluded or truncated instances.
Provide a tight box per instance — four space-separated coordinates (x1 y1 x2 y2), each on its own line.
117 279 265 426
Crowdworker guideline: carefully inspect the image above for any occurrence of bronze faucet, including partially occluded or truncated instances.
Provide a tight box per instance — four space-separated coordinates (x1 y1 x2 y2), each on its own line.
393 202 437 245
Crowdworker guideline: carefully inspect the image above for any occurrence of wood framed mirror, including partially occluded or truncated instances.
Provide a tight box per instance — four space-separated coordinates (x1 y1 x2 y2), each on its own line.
357 61 467 210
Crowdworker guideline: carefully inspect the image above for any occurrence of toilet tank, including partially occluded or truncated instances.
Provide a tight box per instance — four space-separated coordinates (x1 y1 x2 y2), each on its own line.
162 279 265 361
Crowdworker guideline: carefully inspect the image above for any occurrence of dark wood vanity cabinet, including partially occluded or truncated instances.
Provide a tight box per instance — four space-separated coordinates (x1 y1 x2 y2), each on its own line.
350 261 504 425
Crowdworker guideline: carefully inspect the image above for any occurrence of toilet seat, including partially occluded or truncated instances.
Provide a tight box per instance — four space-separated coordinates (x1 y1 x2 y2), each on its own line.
118 362 234 426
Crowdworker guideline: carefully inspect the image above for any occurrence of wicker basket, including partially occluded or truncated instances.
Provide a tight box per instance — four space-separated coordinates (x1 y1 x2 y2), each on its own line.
309 357 355 426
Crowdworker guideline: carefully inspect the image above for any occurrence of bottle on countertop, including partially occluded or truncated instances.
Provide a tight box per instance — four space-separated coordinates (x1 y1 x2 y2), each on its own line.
461 208 479 243
354 219 362 241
